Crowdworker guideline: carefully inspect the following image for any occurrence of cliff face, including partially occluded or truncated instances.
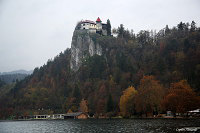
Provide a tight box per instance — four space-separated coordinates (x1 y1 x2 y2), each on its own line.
70 30 102 71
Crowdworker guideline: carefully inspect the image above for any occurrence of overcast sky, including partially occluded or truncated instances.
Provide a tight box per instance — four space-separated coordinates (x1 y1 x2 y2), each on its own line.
0 0 199 72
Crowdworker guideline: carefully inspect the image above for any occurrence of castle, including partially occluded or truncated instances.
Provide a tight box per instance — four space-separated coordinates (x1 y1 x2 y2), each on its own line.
75 17 107 36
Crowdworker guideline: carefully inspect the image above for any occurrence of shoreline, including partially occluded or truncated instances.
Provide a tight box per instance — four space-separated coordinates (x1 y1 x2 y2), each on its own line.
1 117 200 122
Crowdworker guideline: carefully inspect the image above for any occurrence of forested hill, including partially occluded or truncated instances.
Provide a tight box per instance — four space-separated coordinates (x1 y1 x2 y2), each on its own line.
0 21 200 119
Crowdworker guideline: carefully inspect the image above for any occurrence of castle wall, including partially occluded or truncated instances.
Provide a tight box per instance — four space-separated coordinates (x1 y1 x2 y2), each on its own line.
102 29 107 36
89 29 96 33
81 22 96 30
96 23 102 31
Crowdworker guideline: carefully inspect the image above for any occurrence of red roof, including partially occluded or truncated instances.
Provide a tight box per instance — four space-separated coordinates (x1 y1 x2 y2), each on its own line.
96 17 101 22
81 20 96 24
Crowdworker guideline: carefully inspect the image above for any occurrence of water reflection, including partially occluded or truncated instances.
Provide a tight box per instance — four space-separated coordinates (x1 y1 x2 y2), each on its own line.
0 119 199 133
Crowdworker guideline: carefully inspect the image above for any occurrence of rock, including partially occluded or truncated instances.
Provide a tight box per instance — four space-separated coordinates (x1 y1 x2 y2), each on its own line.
70 30 102 71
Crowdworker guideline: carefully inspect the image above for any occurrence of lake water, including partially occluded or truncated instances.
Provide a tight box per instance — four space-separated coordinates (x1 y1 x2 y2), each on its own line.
0 119 199 133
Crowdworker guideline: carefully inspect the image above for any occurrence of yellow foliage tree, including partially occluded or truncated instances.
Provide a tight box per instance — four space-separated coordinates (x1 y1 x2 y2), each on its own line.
79 99 88 113
119 86 138 118
67 109 73 113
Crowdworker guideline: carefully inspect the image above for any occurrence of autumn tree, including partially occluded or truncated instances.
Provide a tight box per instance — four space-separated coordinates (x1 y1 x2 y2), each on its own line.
67 109 73 113
135 76 165 116
65 97 78 112
79 99 88 113
95 82 107 115
119 86 138 118
162 80 200 114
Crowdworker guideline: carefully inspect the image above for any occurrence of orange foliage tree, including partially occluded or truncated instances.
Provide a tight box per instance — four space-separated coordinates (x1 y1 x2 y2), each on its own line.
119 86 138 118
162 80 200 114
135 75 165 116
79 99 88 113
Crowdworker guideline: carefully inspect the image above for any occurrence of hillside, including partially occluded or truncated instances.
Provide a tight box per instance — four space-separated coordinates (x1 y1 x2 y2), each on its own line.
0 21 200 119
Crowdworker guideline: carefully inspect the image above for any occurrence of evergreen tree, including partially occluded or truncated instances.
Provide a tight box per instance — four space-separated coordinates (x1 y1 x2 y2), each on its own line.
73 84 80 98
165 25 170 34
190 21 196 31
0 79 5 88
106 19 111 36
106 94 114 112
178 22 183 30
117 24 125 38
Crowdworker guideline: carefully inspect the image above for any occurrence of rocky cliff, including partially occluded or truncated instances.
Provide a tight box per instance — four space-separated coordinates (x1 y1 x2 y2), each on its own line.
70 30 103 71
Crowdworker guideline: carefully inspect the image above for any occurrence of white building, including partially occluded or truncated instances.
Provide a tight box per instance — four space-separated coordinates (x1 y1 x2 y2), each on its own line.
80 20 96 29
51 114 64 119
76 17 107 35
33 114 65 120
34 115 51 119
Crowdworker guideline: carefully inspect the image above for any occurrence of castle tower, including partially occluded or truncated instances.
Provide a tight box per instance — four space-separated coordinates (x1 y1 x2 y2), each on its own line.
96 17 102 31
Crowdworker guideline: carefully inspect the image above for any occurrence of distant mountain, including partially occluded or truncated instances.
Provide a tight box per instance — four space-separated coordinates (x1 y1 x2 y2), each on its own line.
0 69 33 75
0 70 33 84
0 74 29 84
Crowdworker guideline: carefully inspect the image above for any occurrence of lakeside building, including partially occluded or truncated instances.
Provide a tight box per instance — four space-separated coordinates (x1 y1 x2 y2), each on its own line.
64 112 88 119
34 115 51 119
18 112 88 120
51 114 64 119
